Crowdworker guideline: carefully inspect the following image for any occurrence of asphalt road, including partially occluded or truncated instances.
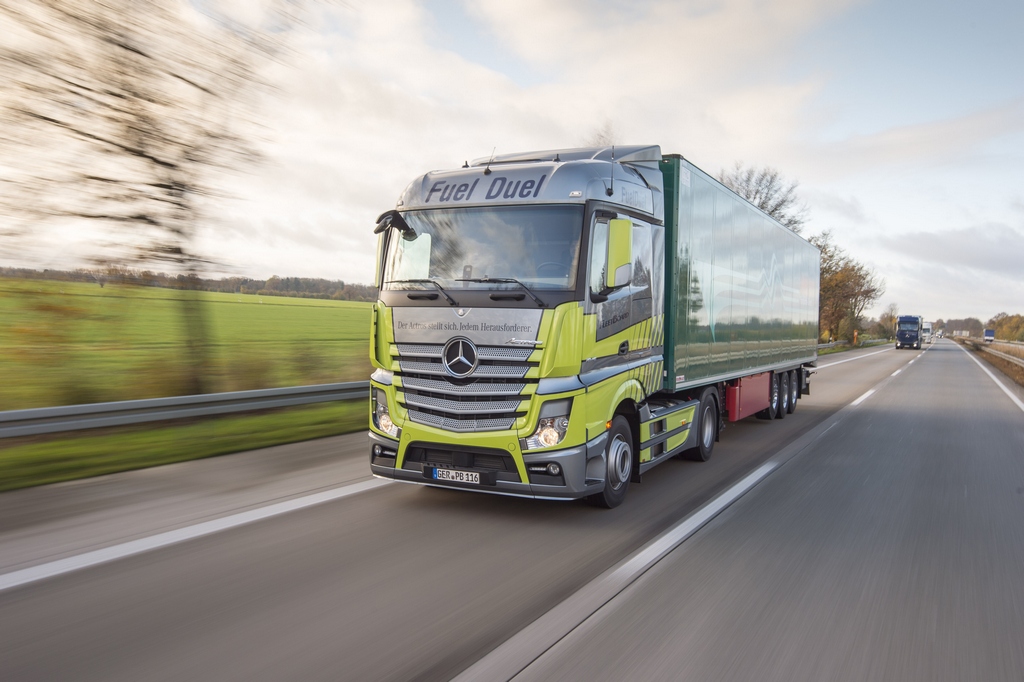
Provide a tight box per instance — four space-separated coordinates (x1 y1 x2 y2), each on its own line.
2 340 1021 681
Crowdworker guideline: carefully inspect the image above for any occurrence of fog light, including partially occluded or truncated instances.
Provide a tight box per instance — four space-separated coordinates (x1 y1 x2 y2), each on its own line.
373 444 382 456
546 462 561 476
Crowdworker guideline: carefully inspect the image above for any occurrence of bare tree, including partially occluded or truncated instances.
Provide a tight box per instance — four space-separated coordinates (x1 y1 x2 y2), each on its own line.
880 302 899 334
719 162 808 233
0 0 300 393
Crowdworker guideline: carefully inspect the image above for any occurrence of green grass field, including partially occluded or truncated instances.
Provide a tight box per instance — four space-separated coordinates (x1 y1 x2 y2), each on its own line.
0 277 372 410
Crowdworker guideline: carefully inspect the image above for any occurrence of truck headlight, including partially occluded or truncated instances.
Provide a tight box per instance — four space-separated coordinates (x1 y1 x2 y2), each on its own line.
373 390 400 438
525 416 569 450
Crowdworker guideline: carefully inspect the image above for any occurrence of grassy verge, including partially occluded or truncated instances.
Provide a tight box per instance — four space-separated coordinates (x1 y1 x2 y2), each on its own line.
0 401 367 492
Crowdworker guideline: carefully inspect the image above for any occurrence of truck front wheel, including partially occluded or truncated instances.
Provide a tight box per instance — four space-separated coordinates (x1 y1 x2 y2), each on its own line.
588 415 632 509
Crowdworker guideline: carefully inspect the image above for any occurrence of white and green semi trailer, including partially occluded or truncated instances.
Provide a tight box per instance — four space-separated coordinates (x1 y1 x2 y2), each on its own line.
368 146 819 507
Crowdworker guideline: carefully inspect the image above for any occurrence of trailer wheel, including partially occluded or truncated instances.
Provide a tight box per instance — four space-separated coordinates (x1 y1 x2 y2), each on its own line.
786 370 798 414
684 388 718 461
757 373 780 420
587 416 632 509
776 373 790 419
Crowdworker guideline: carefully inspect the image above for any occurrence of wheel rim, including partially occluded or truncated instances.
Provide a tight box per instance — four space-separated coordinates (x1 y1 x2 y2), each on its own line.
607 434 631 490
780 380 789 411
771 378 779 411
701 404 715 449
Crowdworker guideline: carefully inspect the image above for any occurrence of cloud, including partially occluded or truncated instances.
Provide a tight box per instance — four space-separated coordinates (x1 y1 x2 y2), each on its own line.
804 190 868 224
200 0 871 284
877 223 1024 277
796 100 1024 180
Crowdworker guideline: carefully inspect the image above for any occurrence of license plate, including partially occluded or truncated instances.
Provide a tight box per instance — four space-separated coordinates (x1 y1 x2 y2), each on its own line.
433 468 480 484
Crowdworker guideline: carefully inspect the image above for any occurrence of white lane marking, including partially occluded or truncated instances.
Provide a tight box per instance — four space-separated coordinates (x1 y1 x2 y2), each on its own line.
955 343 1024 414
454 463 777 682
891 369 902 376
0 478 391 593
851 389 875 406
818 347 893 368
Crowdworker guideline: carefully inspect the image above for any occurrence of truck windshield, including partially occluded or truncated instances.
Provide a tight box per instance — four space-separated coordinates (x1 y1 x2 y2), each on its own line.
382 205 584 292
898 322 918 331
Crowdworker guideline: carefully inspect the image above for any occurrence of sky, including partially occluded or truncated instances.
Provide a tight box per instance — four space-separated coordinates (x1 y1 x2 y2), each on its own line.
22 0 1024 322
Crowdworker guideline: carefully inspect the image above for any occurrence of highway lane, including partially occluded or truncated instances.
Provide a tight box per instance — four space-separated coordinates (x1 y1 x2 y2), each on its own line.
515 339 1024 681
0 344 935 681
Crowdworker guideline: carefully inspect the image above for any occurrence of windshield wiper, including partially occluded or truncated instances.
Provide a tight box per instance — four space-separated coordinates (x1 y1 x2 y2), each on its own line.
386 279 458 306
456 277 546 307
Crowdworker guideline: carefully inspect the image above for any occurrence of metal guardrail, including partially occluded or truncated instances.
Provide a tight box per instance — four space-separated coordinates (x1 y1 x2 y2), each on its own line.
0 381 370 440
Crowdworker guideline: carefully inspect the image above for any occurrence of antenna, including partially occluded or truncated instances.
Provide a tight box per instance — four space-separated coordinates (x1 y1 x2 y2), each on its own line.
606 145 615 196
483 147 496 175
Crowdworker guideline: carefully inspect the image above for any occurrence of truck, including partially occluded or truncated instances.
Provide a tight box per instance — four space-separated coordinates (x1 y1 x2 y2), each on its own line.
368 145 820 507
984 329 995 343
895 315 922 349
922 321 933 344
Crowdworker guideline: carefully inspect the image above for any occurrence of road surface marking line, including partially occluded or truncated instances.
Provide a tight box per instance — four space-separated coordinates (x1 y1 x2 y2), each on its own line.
955 343 1024 414
851 389 875 406
0 478 391 593
891 369 902 376
453 463 777 682
818 347 893 369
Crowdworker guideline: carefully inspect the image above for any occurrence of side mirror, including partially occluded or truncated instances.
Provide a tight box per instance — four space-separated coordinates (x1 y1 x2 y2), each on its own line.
374 209 416 240
604 219 632 291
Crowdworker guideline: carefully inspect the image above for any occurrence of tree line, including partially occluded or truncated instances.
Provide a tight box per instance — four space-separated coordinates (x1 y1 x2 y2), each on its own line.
0 267 377 302
985 313 1024 341
938 314 1024 341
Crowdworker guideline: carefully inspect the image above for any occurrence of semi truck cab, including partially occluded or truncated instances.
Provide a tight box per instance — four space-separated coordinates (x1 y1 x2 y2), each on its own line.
896 315 922 349
368 146 819 507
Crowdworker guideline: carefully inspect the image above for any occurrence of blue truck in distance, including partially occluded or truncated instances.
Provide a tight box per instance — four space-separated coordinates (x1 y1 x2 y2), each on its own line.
895 315 922 349
984 329 995 343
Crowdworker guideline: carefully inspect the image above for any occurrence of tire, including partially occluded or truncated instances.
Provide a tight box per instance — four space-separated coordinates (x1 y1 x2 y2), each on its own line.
587 415 632 509
786 370 798 414
776 372 789 419
757 373 780 420
684 388 718 462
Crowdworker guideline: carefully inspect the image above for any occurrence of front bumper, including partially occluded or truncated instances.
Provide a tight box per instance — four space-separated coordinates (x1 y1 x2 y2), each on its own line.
368 430 609 501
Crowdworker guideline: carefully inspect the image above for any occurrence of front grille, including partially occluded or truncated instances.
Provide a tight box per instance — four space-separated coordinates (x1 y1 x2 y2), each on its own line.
395 342 537 432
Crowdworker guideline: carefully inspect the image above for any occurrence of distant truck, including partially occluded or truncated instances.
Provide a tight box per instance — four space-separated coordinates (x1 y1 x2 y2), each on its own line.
984 329 995 343
895 315 922 349
922 321 933 344
368 145 820 507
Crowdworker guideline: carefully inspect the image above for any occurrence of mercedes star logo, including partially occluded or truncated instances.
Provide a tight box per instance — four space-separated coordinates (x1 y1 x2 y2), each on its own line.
442 337 478 378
